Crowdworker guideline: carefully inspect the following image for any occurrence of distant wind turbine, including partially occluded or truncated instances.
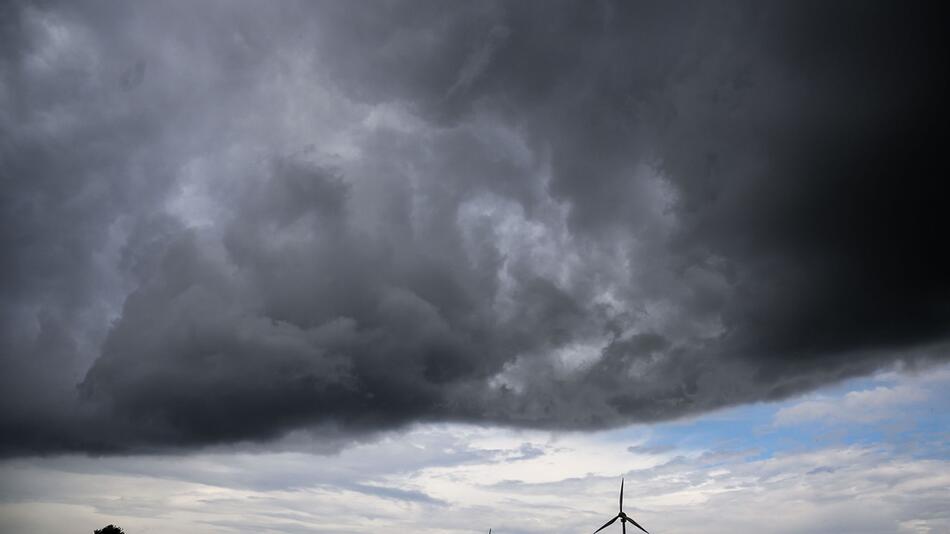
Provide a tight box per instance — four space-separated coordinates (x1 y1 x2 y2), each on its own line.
592 478 649 534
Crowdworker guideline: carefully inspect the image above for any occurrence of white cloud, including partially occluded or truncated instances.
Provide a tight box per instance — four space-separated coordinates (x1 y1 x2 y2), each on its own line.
773 365 948 427
2 421 947 534
773 384 926 426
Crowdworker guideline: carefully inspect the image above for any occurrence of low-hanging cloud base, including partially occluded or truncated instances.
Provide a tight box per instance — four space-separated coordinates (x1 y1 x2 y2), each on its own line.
1 0 948 455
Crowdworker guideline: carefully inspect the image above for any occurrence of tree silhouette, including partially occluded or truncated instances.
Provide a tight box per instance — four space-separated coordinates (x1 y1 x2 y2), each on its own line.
94 525 124 534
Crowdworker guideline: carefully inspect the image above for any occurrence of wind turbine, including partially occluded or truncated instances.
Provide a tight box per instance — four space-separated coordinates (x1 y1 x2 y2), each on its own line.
592 478 649 534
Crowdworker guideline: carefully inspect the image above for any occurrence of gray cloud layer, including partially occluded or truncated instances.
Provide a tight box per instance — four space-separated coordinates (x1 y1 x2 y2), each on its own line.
1 0 947 455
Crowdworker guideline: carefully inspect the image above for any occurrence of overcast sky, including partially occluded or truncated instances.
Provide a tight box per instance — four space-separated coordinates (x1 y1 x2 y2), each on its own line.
1 1 948 532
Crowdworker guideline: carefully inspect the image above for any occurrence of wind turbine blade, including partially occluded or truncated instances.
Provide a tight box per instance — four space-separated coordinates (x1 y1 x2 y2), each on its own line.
593 515 619 534
620 478 625 512
625 517 650 534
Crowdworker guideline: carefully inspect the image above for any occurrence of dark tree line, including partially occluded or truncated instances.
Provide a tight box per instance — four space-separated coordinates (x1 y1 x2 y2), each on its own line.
94 526 124 534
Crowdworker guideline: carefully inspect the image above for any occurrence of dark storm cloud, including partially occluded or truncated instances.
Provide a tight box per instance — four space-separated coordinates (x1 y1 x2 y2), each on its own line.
1 0 947 455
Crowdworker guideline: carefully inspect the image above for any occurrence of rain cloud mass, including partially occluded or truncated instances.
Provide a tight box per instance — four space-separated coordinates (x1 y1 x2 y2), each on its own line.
1 0 947 455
